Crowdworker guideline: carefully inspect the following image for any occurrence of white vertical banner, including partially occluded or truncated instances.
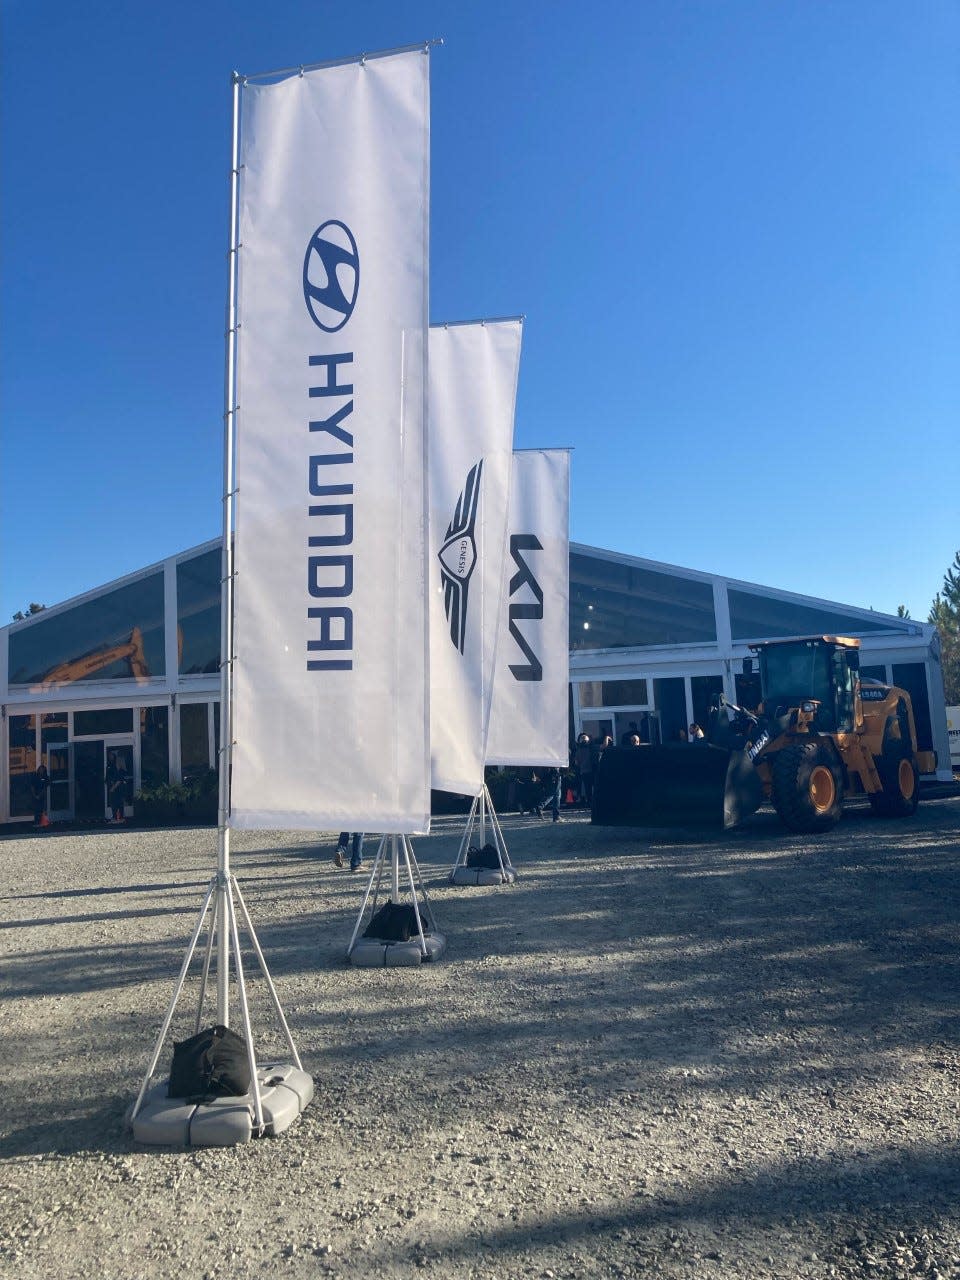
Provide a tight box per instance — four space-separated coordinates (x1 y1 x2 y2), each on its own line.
486 449 570 767
428 319 522 795
230 48 431 831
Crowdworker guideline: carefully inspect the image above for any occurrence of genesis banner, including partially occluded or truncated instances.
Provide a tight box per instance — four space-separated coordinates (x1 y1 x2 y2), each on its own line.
428 319 522 796
231 49 431 831
486 449 570 768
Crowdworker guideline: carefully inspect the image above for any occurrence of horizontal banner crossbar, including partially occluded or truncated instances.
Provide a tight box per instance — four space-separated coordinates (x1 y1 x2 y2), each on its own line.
430 315 524 329
241 39 442 84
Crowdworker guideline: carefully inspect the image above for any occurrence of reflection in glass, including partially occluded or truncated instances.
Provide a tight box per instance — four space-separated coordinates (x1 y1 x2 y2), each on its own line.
140 706 170 788
893 663 932 750
579 718 613 744
47 743 70 814
42 712 70 812
41 712 68 752
570 553 716 650
691 675 724 733
74 708 134 737
180 703 210 782
577 681 603 709
177 550 221 675
602 679 649 707
9 714 37 817
735 671 763 711
9 573 165 685
860 665 887 683
728 588 889 641
654 677 687 742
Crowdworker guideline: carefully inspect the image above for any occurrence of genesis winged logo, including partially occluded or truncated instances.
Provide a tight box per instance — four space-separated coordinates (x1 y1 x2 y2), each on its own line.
303 220 360 332
438 461 483 654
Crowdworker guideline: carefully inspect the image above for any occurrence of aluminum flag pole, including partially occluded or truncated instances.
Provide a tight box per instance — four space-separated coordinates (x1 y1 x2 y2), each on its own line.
216 71 242 1025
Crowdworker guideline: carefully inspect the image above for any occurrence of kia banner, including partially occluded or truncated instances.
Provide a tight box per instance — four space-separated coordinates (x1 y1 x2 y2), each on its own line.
231 48 431 831
428 319 522 796
486 449 570 768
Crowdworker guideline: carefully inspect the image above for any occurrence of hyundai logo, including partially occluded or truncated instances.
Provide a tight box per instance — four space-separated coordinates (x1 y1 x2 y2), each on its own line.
303 220 360 332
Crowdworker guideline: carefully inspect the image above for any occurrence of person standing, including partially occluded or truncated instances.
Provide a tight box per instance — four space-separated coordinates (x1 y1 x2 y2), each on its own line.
574 733 594 806
546 766 562 823
106 753 126 823
333 832 364 871
31 762 50 828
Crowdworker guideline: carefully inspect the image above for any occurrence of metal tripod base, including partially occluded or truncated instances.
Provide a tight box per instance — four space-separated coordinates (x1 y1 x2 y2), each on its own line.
450 783 516 885
128 870 309 1145
130 1062 314 1147
347 834 446 966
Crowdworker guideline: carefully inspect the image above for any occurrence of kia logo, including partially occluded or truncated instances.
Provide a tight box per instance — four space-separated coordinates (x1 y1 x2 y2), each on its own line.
303 220 360 332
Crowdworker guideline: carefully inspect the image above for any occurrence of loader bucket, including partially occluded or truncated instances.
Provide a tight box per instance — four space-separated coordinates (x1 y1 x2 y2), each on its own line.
591 743 764 831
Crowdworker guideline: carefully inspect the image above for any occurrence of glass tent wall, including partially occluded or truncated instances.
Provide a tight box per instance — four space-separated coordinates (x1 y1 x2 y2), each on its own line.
1 538 953 821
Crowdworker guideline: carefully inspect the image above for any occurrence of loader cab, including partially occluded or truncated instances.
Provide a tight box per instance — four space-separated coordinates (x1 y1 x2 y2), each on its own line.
752 637 860 734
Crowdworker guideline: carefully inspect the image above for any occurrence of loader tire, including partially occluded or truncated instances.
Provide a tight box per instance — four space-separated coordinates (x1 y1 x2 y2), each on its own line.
869 742 920 818
771 740 843 833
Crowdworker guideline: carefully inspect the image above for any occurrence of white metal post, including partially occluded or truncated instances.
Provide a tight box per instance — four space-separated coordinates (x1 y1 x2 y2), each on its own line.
216 71 242 1025
391 834 400 902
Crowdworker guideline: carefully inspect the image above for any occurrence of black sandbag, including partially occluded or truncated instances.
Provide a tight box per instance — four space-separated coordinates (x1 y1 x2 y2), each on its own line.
363 901 423 942
168 1024 251 1100
466 843 502 869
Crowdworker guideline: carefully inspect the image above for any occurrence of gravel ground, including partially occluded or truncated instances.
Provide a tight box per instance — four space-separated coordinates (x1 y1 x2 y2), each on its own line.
1 796 959 1280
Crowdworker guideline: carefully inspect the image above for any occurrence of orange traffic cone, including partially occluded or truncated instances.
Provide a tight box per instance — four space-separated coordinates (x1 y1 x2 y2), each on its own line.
39 813 50 828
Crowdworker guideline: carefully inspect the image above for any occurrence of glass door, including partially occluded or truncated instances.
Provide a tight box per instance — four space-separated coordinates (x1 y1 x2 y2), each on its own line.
74 740 107 819
46 743 72 820
614 709 662 745
105 741 134 819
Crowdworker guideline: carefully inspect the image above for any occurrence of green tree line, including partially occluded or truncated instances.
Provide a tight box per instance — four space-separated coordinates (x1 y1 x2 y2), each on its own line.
928 550 960 704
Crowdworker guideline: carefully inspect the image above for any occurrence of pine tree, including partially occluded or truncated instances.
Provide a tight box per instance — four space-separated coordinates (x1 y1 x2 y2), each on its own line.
942 549 960 611
929 552 960 703
11 602 46 623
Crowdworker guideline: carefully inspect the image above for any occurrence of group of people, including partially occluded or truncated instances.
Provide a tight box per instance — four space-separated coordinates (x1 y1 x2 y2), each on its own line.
571 731 615 807
327 718 713 859
513 766 563 822
674 723 706 743
28 753 128 829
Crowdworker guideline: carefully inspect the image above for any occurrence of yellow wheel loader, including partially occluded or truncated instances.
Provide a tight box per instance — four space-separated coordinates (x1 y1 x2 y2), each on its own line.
592 636 936 833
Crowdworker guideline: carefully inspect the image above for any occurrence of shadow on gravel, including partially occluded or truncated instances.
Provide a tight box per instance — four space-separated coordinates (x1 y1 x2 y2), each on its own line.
2 803 958 1163
7 880 211 901
359 1143 960 1272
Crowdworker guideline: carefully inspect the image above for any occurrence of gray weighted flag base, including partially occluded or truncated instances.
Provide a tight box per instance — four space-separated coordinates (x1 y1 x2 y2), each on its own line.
129 1062 314 1147
449 784 516 886
128 871 310 1146
349 931 447 967
346 834 445 967
450 865 516 886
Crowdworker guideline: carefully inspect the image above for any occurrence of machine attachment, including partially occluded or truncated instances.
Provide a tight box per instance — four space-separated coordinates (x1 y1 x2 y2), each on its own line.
591 742 764 831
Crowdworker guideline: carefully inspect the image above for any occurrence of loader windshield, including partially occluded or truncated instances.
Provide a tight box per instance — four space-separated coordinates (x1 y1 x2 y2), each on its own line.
759 641 832 711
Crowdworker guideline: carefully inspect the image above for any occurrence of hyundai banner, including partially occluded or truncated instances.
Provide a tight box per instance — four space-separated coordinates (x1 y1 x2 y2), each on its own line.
486 449 570 767
428 319 522 796
231 48 431 831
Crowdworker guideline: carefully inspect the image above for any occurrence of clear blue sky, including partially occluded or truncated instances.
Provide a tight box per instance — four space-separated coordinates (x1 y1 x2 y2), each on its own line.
2 0 957 623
